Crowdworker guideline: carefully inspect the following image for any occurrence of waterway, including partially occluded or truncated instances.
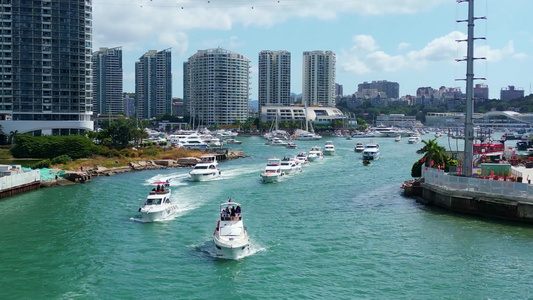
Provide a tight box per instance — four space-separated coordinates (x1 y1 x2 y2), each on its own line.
1 135 533 299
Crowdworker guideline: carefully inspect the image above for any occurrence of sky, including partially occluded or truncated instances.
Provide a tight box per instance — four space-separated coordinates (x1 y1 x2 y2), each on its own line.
92 0 532 100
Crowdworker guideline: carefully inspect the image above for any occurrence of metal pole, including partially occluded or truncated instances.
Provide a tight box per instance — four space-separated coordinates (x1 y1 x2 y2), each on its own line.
463 0 475 177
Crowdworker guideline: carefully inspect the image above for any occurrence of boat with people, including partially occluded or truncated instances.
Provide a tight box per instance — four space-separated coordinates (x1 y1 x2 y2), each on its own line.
294 152 310 165
362 142 380 160
260 158 285 183
307 146 325 162
354 142 365 152
189 154 221 182
213 199 250 259
279 156 302 175
138 181 177 222
323 141 335 156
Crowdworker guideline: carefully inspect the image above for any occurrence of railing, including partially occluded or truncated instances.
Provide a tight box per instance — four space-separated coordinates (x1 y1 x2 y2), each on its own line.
423 168 533 201
0 170 40 191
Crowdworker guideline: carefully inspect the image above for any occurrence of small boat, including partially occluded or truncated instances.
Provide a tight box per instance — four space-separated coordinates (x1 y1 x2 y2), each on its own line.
285 142 297 149
307 146 325 162
395 135 401 142
280 156 302 175
354 142 365 152
214 199 250 259
266 137 288 147
189 155 221 181
323 141 335 156
295 152 310 165
407 136 419 144
363 159 371 166
138 181 178 222
362 143 380 160
260 158 285 183
225 138 242 145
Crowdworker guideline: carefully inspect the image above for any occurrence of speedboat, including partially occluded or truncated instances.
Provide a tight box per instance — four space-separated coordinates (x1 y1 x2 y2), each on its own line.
279 156 302 175
286 142 297 149
407 136 419 144
362 143 380 160
354 142 365 152
307 146 325 162
138 181 177 222
295 152 310 166
266 137 288 147
189 155 221 181
225 138 242 145
395 135 402 142
214 199 250 259
260 158 285 183
323 141 335 156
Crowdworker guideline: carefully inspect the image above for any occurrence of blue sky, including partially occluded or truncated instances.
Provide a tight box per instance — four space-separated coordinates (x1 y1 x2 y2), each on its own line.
92 0 532 100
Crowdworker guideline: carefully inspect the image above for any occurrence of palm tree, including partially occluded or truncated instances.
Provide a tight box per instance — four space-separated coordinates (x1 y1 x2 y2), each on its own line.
416 138 448 168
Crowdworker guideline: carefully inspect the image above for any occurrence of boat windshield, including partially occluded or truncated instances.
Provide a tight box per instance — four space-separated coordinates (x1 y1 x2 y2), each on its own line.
194 165 209 169
145 198 162 205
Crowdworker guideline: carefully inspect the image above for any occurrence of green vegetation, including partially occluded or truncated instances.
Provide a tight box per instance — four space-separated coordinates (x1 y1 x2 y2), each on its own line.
411 139 459 177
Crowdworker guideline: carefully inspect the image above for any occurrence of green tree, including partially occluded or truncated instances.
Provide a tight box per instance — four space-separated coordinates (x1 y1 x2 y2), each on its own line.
416 139 448 168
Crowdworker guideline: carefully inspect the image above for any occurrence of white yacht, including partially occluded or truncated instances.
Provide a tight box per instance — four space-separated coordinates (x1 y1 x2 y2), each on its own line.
407 136 420 144
279 156 302 175
172 132 208 150
395 135 402 142
362 143 380 160
285 141 297 149
189 155 221 181
323 141 335 156
295 152 310 165
225 138 242 145
307 146 325 162
266 137 288 147
260 158 285 183
214 200 250 260
354 142 365 152
138 181 177 222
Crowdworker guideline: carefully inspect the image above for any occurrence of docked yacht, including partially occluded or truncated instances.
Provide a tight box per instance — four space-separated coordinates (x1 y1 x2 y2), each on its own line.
279 156 302 175
362 143 380 160
189 155 221 181
323 141 335 156
260 158 285 183
354 142 365 152
307 146 325 162
214 199 250 259
138 181 177 222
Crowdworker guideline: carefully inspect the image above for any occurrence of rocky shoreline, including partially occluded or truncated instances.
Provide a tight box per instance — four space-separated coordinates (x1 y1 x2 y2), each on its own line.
40 150 245 188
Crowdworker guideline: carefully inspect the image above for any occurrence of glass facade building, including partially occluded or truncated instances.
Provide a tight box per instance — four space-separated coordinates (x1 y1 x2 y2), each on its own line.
0 0 94 137
92 46 123 116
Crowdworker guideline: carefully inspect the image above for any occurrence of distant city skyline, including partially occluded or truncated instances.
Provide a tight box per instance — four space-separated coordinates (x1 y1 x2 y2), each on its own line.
93 0 532 100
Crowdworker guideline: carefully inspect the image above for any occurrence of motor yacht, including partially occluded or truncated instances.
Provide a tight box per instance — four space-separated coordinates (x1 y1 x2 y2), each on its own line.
279 156 302 175
266 137 288 147
407 136 420 144
323 141 335 156
138 181 177 222
295 152 310 165
307 146 325 162
214 199 250 259
395 135 402 142
189 155 221 182
354 142 365 152
285 142 297 149
362 143 380 160
260 158 285 183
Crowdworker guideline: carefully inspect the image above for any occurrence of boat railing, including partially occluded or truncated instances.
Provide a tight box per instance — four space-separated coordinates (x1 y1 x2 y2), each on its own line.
423 168 533 201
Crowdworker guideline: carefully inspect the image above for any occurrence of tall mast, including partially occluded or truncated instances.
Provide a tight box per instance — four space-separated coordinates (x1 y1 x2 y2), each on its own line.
457 0 485 176
463 0 475 177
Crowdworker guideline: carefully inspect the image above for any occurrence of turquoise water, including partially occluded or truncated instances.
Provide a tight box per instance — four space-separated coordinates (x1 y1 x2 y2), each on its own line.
1 135 533 299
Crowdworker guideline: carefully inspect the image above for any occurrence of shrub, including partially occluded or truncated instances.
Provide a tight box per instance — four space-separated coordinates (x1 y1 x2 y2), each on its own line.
32 159 52 169
51 155 72 165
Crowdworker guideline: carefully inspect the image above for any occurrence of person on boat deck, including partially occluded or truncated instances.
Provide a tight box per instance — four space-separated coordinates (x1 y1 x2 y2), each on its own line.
156 185 161 192
221 209 227 220
230 207 236 217
225 207 230 216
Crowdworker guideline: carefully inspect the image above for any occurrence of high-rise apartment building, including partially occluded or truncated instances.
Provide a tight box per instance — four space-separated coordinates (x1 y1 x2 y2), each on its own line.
258 50 291 113
92 47 123 116
184 48 250 125
0 0 94 138
302 51 336 107
500 85 524 102
135 49 172 119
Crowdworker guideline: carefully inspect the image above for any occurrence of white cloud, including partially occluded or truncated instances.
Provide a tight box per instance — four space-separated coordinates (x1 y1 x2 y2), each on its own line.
397 42 410 51
339 31 518 75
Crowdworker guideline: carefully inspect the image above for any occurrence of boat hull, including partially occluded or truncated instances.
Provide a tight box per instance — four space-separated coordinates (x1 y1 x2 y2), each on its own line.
213 237 250 259
189 171 221 182
261 173 282 183
139 204 178 222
